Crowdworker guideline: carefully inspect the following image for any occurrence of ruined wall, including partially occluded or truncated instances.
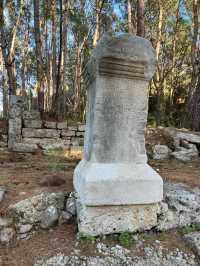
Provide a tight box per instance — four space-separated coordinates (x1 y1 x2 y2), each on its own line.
7 96 85 153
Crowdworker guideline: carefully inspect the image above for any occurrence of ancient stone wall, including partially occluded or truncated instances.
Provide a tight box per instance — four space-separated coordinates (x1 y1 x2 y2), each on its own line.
6 96 85 153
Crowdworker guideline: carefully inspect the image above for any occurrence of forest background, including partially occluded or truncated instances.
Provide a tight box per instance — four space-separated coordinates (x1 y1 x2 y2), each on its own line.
0 0 200 130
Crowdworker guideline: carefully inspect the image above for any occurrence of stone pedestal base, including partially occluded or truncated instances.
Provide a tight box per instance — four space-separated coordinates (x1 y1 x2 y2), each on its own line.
74 160 163 206
76 199 160 236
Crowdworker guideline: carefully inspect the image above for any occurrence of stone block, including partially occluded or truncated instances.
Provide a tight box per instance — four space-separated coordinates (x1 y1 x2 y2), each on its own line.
57 122 68 129
78 124 85 132
77 199 160 236
74 161 163 206
68 125 77 131
9 118 22 137
9 95 24 118
0 141 7 148
61 130 75 137
22 128 60 139
76 131 84 137
153 145 171 160
12 143 38 153
23 110 40 120
44 121 57 129
24 120 42 129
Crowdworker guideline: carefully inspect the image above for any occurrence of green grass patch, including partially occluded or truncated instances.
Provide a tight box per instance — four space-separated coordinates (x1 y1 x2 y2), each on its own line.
78 233 96 242
178 224 200 235
118 231 134 247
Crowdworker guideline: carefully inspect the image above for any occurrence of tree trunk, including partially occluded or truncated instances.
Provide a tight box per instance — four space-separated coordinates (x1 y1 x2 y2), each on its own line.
186 0 200 130
51 0 57 108
33 0 44 113
0 1 23 95
54 0 68 120
137 0 145 37
128 0 134 33
93 0 100 47
154 0 164 126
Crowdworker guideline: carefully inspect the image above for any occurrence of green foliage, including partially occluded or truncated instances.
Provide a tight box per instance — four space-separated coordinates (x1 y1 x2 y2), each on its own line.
78 233 96 242
178 224 200 235
47 162 66 172
118 232 134 247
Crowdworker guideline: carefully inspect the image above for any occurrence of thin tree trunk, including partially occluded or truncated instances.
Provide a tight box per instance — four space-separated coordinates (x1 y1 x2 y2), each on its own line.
186 0 200 130
51 0 57 109
0 1 24 95
128 0 134 33
21 24 29 96
93 0 100 47
137 0 145 37
154 0 164 126
33 0 44 113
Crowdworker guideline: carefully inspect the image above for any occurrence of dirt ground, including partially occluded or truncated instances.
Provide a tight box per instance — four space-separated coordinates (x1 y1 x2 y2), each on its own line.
0 149 200 265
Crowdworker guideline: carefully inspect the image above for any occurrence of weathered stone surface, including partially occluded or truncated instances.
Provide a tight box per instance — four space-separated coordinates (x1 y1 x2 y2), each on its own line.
23 110 40 120
66 193 76 215
12 143 38 153
59 211 72 225
44 121 57 129
18 224 33 234
0 141 8 148
0 187 6 203
157 182 200 231
76 132 84 137
8 192 66 224
24 119 42 129
61 130 75 137
40 206 59 229
0 227 15 243
77 200 160 236
9 95 24 118
68 125 77 131
74 33 163 235
163 127 200 146
75 163 163 206
171 146 198 161
177 131 200 144
153 145 171 160
77 124 85 132
74 33 162 204
8 118 22 141
57 122 68 129
23 138 70 150
0 217 13 229
184 232 200 257
22 128 60 139
35 244 197 266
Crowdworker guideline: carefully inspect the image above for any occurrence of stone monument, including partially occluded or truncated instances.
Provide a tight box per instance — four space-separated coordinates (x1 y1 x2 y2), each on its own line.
74 33 163 236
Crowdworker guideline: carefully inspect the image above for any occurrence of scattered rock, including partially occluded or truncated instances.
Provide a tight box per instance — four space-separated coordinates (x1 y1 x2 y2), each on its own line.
157 182 200 230
18 224 33 234
65 193 76 216
0 227 15 244
171 146 198 161
12 143 38 153
59 211 72 225
153 145 171 160
40 206 59 229
0 187 6 203
184 232 200 257
0 218 13 229
8 192 66 224
34 242 197 266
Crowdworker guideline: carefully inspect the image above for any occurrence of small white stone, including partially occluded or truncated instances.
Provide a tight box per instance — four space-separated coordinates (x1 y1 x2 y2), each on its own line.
40 206 59 229
18 224 33 234
0 227 15 243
